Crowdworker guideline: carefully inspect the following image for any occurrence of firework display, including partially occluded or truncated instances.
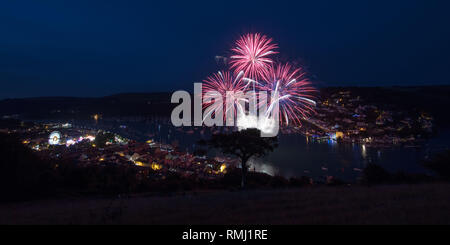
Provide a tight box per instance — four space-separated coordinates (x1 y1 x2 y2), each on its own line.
260 63 316 125
202 70 248 121
202 33 316 128
229 33 278 80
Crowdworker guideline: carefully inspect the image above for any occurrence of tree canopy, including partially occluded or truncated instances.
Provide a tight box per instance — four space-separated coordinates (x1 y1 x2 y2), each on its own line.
200 128 278 188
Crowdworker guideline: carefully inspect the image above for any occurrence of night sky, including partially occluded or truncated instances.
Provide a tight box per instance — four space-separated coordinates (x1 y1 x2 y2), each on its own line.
1 0 449 98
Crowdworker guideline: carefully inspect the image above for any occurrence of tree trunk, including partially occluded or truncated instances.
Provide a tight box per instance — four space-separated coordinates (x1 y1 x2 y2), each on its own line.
241 157 248 189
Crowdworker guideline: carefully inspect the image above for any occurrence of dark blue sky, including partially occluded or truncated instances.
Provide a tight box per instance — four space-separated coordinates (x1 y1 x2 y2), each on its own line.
1 0 449 98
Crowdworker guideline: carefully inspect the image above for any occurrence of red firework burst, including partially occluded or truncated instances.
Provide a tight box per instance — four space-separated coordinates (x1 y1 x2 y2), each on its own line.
259 63 316 125
202 71 248 121
229 33 278 80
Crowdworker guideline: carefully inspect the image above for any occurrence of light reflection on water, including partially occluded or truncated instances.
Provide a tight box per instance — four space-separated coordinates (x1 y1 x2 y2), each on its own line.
245 132 448 182
247 158 278 176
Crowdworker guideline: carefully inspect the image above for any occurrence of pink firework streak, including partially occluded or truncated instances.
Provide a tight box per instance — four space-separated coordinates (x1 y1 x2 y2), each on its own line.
230 33 278 80
202 71 248 121
260 63 317 126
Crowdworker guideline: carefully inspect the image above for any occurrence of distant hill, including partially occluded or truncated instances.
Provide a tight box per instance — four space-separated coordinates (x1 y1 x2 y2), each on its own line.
0 92 175 120
1 86 450 125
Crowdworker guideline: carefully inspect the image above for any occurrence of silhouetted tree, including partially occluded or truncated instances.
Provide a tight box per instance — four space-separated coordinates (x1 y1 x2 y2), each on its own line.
200 128 278 188
94 131 115 148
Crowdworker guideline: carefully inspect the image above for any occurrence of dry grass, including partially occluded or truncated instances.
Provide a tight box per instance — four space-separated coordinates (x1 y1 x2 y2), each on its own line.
1 183 450 224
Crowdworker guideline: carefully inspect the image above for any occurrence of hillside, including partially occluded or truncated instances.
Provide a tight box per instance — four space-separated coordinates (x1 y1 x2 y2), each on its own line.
2 183 450 224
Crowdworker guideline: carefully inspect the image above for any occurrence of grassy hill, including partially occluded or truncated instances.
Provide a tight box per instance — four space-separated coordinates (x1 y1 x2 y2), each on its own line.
1 183 450 224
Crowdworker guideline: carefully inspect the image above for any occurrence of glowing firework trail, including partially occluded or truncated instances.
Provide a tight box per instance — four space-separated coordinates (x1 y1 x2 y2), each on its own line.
229 33 278 80
202 70 248 121
260 63 316 125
